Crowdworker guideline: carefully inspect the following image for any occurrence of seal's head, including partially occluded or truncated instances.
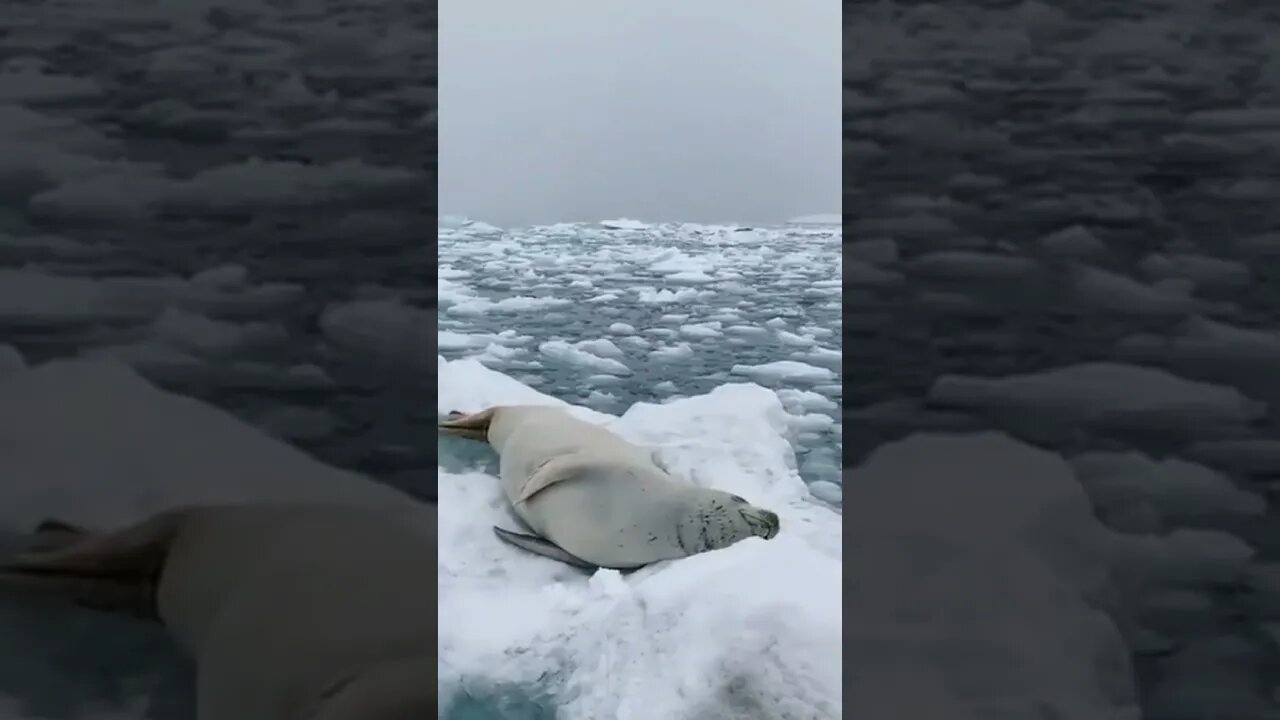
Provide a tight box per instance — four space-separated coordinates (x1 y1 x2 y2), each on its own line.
676 488 781 556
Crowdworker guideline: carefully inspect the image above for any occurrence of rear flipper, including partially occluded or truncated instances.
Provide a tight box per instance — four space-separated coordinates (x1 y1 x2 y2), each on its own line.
0 513 181 620
438 408 497 442
492 526 597 571
28 518 89 552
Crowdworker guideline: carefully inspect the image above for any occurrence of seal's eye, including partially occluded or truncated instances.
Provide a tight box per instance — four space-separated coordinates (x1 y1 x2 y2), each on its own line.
729 494 746 503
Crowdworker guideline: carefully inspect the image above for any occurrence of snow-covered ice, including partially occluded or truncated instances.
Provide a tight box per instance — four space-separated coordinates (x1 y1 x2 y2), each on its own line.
438 357 841 719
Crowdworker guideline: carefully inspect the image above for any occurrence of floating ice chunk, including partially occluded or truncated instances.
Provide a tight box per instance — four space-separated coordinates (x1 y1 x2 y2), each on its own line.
573 338 624 360
678 322 722 339
472 342 526 365
1070 453 1266 523
635 287 708 304
1067 266 1203 317
1116 316 1280 373
190 263 248 290
599 218 649 230
647 249 705 274
606 322 635 335
775 388 838 414
665 270 715 284
320 299 432 367
1185 439 1280 476
732 360 835 383
448 295 573 316
725 325 771 339
1138 253 1250 288
438 330 491 351
183 279 303 318
649 343 694 362
538 340 631 375
1116 530 1254 588
801 347 841 367
1040 225 1108 259
807 480 842 505
284 364 334 389
775 330 815 347
151 307 287 359
788 413 836 434
462 220 503 234
930 363 1265 430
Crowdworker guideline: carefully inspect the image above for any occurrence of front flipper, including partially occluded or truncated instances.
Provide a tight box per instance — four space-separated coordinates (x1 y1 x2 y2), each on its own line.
492 526 597 571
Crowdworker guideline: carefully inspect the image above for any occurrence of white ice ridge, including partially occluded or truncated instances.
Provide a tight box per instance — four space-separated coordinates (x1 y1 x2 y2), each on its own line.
437 357 842 720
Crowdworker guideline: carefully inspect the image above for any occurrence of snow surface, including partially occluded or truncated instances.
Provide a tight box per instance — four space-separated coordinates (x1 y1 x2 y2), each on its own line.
438 356 841 719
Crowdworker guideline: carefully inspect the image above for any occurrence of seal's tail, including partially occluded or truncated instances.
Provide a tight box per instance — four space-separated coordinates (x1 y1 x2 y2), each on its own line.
437 407 496 442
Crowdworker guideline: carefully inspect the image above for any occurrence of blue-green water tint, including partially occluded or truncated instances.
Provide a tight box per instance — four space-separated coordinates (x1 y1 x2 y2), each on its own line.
442 687 559 720
438 220 844 494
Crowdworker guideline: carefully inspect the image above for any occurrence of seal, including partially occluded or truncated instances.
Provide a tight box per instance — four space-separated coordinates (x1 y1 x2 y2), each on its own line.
0 502 436 720
438 405 780 569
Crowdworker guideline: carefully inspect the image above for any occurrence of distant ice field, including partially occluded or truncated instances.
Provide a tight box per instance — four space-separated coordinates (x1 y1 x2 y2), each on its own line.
436 216 845 502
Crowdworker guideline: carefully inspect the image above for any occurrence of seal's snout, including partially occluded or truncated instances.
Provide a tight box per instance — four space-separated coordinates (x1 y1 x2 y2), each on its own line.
760 509 780 539
742 507 780 540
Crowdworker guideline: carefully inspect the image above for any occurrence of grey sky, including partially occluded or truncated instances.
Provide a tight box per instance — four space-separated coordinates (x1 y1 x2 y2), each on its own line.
439 0 841 227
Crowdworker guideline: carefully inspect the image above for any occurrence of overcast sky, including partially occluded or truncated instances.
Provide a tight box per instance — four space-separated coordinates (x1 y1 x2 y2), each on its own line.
439 0 841 227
